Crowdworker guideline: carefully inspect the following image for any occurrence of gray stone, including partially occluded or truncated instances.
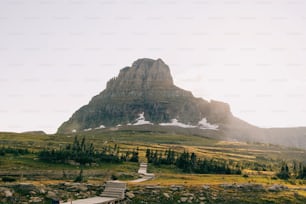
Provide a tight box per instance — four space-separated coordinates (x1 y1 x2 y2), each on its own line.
29 191 36 195
163 192 170 198
199 197 205 201
38 187 46 194
182 193 194 197
202 185 210 190
14 183 38 193
126 191 135 199
268 184 288 192
4 190 13 197
46 191 57 199
30 197 43 203
170 185 185 191
180 197 188 202
78 185 88 192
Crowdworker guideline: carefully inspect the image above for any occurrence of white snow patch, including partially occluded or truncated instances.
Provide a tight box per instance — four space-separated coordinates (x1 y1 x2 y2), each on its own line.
95 125 105 129
84 128 92 132
198 118 218 130
117 124 122 127
159 118 218 130
159 119 196 128
95 125 105 130
133 112 153 125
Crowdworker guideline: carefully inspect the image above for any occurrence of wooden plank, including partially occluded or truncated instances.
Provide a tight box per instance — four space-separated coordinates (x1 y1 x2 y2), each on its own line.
61 196 119 204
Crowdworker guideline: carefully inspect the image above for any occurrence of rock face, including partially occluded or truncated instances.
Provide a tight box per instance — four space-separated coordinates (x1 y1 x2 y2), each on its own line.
57 58 232 133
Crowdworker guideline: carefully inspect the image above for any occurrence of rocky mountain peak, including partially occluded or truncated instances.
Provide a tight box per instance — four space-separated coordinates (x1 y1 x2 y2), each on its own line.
107 58 173 90
58 58 232 134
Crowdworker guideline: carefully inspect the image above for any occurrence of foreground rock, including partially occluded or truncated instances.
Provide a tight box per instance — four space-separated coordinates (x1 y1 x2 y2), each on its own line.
0 182 104 203
126 183 306 204
0 182 305 203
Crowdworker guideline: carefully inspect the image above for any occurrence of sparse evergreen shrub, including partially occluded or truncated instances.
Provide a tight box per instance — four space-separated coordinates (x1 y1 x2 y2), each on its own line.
277 162 290 180
2 176 17 182
38 136 139 165
146 148 242 175
111 174 118 180
74 168 85 182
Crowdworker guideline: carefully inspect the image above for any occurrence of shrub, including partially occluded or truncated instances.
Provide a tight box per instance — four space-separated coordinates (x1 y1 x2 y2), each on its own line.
2 176 17 182
111 174 118 180
74 169 86 182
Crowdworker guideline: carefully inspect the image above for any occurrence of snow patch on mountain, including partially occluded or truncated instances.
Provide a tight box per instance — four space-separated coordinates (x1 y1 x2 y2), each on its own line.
198 118 218 130
159 119 196 128
159 118 218 130
133 112 153 125
95 125 105 129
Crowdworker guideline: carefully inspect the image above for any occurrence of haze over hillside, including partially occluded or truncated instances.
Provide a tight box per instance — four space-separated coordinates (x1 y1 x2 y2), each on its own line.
58 58 306 149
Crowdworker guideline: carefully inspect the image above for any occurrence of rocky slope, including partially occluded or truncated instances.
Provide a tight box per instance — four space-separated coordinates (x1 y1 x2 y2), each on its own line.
58 58 232 133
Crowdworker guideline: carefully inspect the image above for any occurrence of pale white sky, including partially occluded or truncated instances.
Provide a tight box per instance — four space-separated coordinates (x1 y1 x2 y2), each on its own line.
1 0 306 133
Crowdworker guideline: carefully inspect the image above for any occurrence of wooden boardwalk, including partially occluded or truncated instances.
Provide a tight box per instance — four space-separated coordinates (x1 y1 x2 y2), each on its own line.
130 163 154 183
61 196 120 204
61 181 126 204
62 163 152 203
100 181 126 199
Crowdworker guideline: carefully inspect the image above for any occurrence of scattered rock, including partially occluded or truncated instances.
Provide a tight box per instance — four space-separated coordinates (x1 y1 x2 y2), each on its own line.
268 184 288 192
78 185 88 192
202 185 210 190
30 196 43 203
238 183 264 191
46 191 57 199
4 189 13 197
13 183 38 193
220 183 235 189
182 193 194 197
29 191 36 195
126 191 135 199
170 185 184 191
145 185 163 190
163 192 170 198
37 186 46 194
199 197 205 201
180 197 188 202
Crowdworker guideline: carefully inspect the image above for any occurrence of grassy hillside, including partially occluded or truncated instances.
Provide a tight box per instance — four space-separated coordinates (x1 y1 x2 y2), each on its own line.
0 130 306 203
1 130 305 175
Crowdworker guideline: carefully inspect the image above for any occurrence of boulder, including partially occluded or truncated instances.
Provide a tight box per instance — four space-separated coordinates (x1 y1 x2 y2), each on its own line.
126 191 135 199
30 197 43 203
163 192 170 198
4 189 13 197
180 197 188 202
46 191 57 199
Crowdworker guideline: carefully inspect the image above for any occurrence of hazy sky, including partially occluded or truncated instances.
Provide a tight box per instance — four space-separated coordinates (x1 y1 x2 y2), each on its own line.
1 0 306 133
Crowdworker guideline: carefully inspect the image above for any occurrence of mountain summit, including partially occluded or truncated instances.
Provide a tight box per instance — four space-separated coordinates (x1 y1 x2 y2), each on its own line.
58 58 232 133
